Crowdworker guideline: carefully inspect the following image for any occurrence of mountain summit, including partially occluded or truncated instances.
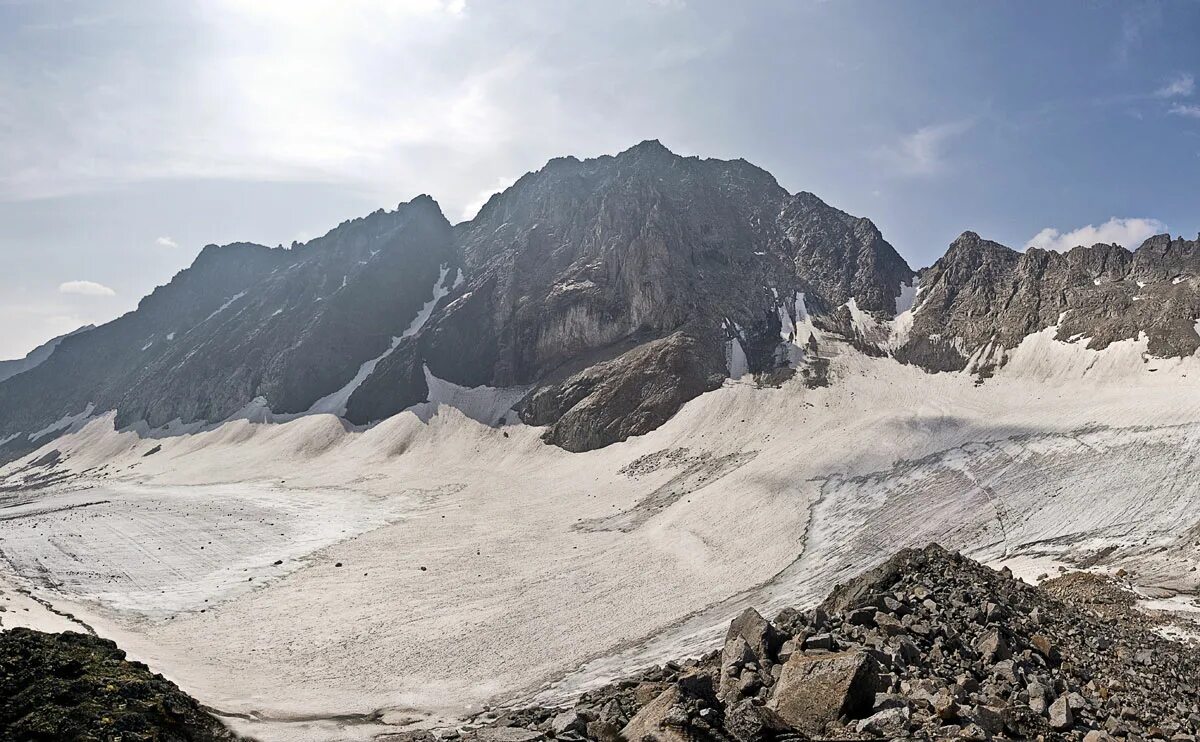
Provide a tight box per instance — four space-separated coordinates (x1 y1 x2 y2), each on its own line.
1 142 1196 462
0 142 915 460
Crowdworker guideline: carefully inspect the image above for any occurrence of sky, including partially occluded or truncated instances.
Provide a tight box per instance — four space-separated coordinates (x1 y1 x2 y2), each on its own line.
2 0 1199 359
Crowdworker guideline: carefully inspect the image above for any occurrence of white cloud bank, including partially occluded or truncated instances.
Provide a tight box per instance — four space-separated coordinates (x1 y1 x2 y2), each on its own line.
1025 217 1167 252
58 280 116 297
1155 73 1195 98
1169 103 1200 118
156 236 179 248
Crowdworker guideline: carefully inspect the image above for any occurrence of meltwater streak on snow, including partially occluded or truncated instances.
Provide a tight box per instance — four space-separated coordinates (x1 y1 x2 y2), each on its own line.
307 264 452 417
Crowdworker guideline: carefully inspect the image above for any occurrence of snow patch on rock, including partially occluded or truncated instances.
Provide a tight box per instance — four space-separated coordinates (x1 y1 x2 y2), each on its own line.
422 365 531 426
29 403 96 442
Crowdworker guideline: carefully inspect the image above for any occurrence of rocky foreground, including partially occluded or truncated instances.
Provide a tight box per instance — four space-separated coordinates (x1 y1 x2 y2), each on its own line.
0 628 241 742
444 545 1200 742
5 544 1199 741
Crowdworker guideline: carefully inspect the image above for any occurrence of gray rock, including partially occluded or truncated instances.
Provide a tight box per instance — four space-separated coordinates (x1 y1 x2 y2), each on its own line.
549 710 583 736
974 627 1010 663
619 686 689 742
855 705 912 735
463 729 544 742
896 230 1200 374
802 633 837 651
1049 695 1074 730
966 704 1005 735
764 651 874 735
722 607 783 669
0 142 917 462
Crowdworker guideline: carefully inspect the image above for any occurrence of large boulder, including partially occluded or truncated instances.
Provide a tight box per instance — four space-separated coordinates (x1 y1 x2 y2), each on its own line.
618 686 690 742
717 607 784 702
763 651 875 735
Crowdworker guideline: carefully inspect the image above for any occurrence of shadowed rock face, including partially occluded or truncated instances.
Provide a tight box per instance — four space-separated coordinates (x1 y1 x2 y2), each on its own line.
0 141 914 458
898 231 1200 372
354 141 913 449
781 191 915 314
522 330 728 452
0 196 455 462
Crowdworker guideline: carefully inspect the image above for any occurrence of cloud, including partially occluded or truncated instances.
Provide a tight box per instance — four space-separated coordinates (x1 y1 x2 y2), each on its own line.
459 176 516 222
58 280 116 297
1115 4 1161 67
0 0 507 205
878 120 973 177
1169 103 1200 119
1155 73 1195 98
1025 217 1167 252
155 236 178 248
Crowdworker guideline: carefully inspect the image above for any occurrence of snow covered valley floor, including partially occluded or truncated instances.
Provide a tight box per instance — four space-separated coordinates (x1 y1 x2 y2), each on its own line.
3 346 1200 741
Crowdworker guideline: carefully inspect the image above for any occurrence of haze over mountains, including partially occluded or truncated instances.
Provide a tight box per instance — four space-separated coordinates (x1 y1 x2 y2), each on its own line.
2 141 1197 463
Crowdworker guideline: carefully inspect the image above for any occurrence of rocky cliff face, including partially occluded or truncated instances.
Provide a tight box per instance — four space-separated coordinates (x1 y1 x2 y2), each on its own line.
5 139 1198 460
33 141 1161 461
0 195 455 462
351 141 914 449
897 231 1200 373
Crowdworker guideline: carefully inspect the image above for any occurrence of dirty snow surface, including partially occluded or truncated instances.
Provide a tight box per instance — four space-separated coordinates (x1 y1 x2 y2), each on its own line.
4 337 1200 741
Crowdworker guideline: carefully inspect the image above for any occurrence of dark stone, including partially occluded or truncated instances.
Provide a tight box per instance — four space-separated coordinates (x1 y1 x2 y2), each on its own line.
0 628 243 740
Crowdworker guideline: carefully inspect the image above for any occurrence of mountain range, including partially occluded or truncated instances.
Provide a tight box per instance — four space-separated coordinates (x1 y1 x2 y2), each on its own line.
4 141 1200 742
4 141 1196 463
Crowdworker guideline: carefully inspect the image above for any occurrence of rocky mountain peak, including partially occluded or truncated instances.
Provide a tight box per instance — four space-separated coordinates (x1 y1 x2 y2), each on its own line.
0 141 921 459
942 231 1018 265
616 138 674 159
781 191 914 315
898 228 1200 374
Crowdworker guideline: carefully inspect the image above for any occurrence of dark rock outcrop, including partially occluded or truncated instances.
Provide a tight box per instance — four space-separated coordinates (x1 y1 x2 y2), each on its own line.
0 628 242 741
763 649 875 735
781 191 914 315
899 231 1200 373
521 330 727 452
0 141 915 460
0 196 456 462
358 141 913 450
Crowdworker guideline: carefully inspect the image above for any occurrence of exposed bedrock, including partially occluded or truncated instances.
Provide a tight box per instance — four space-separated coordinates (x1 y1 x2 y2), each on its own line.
899 231 1200 373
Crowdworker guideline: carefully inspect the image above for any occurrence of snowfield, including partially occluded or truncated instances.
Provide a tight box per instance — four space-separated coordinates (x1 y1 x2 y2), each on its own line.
3 332 1200 741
